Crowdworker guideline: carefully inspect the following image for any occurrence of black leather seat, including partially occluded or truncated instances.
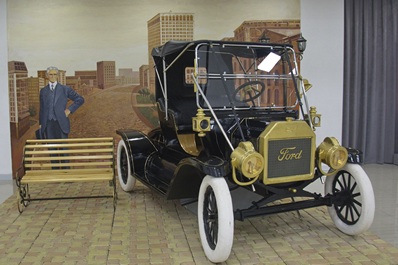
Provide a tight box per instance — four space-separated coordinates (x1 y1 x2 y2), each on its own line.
157 97 197 132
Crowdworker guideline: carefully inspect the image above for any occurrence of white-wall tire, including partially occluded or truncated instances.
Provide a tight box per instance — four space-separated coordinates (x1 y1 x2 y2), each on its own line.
116 140 136 192
325 163 375 235
198 175 234 263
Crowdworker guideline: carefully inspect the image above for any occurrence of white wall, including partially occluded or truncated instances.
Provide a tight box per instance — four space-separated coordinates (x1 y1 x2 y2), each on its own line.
0 0 12 181
301 0 344 193
301 0 344 144
0 0 344 182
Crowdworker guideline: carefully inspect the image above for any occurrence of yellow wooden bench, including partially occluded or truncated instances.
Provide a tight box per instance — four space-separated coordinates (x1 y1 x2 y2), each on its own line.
15 137 117 212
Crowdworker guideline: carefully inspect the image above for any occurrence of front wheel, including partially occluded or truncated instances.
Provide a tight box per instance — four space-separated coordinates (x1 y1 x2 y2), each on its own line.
116 140 136 191
325 163 375 235
198 176 234 263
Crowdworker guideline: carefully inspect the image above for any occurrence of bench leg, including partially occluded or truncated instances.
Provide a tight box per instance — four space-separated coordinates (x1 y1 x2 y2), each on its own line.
15 178 30 213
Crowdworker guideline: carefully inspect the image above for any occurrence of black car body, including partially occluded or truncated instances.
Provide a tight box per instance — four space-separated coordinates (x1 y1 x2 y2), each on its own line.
116 40 375 263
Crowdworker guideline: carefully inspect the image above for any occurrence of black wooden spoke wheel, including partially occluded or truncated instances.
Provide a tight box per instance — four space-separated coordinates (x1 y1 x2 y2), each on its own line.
325 164 375 235
198 176 234 263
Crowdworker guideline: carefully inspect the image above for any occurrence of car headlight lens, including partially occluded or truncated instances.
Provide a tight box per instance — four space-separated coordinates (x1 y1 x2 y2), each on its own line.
231 142 264 185
317 137 348 170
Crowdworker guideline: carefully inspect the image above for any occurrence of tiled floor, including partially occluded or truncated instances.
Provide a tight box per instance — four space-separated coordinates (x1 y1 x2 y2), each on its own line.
0 179 14 205
0 163 397 264
363 164 398 248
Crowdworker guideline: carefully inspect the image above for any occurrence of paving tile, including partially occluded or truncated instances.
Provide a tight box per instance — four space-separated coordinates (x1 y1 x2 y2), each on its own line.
0 181 397 264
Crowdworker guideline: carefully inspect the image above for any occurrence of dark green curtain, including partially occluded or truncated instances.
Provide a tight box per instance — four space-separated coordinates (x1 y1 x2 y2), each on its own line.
343 0 398 164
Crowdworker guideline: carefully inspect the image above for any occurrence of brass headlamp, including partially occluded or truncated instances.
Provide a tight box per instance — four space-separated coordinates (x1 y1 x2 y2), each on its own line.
316 137 348 176
231 141 264 186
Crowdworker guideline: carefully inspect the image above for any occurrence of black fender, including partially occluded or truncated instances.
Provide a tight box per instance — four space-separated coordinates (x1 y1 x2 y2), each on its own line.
116 129 158 176
345 147 363 164
166 156 231 200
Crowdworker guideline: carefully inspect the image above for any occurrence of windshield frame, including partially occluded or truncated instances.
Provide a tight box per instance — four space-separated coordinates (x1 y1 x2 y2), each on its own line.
192 42 301 112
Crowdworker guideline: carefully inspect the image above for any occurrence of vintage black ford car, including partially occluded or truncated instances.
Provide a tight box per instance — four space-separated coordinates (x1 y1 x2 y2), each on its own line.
116 40 375 263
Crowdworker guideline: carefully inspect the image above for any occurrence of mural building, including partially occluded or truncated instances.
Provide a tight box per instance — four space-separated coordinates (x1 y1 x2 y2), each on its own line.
8 7 300 177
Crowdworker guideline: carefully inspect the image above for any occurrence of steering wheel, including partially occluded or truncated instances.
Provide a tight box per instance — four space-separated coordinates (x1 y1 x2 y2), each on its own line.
233 80 265 103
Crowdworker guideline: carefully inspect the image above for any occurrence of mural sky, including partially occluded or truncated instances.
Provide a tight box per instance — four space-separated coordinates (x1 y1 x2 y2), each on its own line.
7 0 300 76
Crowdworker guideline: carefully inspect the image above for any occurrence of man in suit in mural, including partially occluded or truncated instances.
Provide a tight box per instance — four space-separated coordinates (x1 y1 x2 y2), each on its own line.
39 66 84 139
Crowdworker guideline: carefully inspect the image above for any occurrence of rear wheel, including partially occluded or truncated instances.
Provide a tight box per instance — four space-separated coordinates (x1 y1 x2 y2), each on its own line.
116 140 136 191
325 163 375 235
198 176 234 263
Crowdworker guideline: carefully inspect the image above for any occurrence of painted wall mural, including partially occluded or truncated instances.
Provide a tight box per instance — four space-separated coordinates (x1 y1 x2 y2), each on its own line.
7 0 300 176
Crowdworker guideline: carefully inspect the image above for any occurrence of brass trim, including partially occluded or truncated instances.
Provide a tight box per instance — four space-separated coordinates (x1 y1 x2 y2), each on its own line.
192 108 211 137
259 120 316 185
230 141 264 186
316 137 348 176
177 133 202 156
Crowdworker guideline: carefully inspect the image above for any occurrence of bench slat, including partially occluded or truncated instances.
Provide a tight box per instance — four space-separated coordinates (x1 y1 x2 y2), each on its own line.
25 148 113 155
25 155 113 161
21 174 113 184
25 161 113 168
25 168 114 175
25 142 113 149
26 137 113 143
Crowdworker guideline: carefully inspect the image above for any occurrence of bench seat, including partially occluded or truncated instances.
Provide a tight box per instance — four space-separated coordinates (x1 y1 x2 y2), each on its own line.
16 137 117 212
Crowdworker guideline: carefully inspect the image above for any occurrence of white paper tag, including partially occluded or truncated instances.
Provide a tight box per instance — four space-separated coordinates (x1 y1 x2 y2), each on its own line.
258 52 281 72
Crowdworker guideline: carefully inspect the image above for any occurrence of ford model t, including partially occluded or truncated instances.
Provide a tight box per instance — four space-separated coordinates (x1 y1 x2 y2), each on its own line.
116 40 375 263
